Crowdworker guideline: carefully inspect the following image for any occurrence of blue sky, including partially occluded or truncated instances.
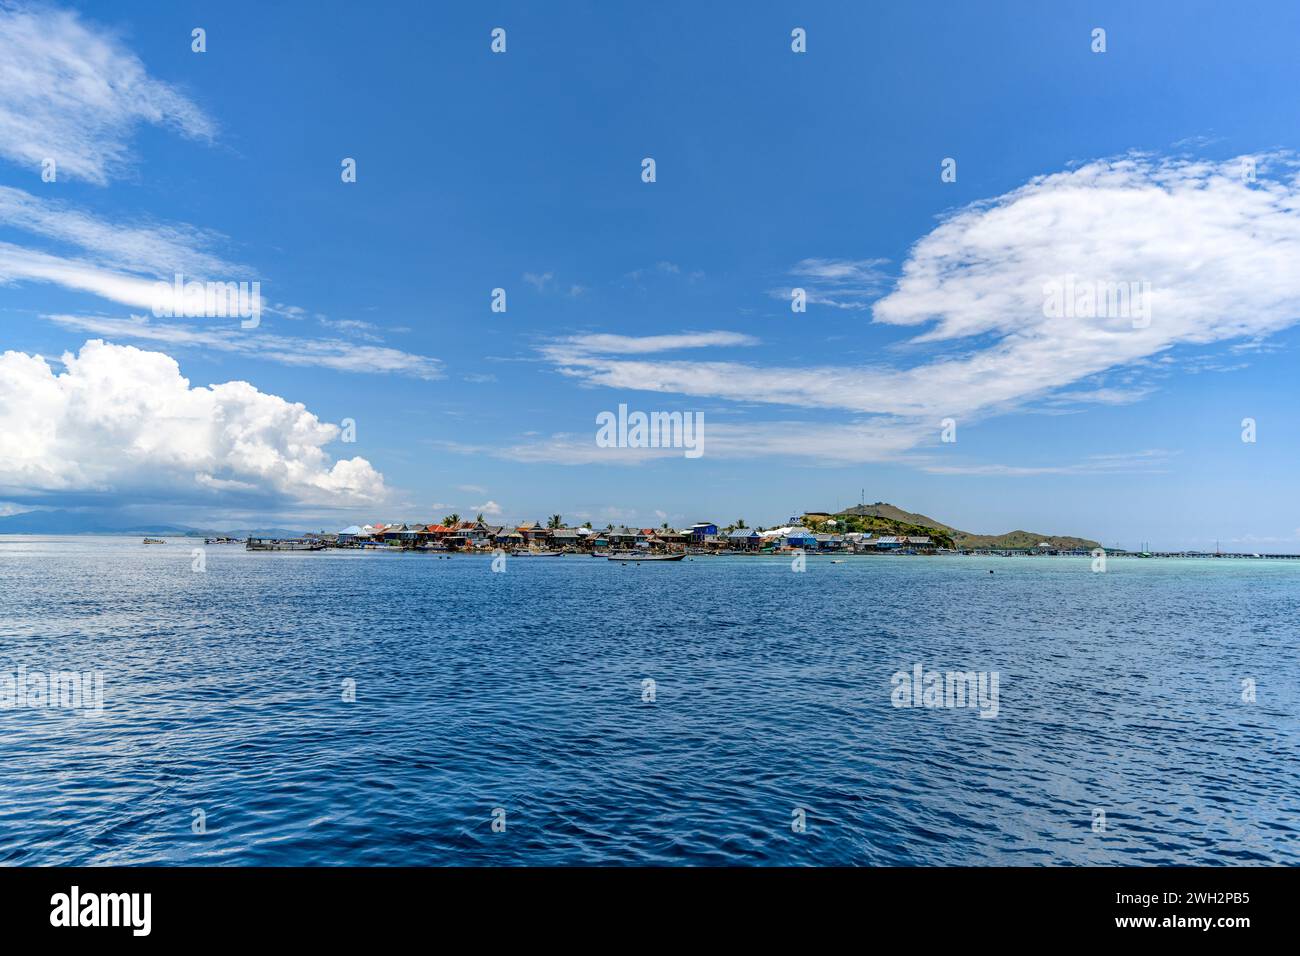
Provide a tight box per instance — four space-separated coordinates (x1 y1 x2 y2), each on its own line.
2 0 1300 550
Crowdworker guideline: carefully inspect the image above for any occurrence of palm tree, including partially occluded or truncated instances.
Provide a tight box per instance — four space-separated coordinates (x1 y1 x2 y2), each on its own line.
476 513 485 524
736 518 747 529
661 522 669 530
584 522 592 529
548 514 563 529
442 513 460 526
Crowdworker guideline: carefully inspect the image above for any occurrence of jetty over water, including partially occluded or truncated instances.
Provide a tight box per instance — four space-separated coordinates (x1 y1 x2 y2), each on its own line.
963 547 1300 559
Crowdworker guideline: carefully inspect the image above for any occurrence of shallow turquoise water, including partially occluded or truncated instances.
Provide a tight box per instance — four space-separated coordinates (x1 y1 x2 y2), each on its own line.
0 536 1296 865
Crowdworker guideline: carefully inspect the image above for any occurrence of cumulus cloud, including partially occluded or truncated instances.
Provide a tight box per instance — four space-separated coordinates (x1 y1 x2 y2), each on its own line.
0 340 386 505
538 154 1300 462
0 3 215 184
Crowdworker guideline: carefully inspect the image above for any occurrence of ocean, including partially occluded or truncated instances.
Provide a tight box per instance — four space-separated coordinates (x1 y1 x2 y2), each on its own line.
1 535 1295 865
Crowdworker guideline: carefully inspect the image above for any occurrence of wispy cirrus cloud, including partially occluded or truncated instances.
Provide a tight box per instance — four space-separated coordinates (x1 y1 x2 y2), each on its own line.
0 240 174 309
546 330 759 356
0 183 271 321
316 316 384 341
767 257 893 310
44 314 443 379
0 186 244 275
0 2 215 184
921 449 1176 477
536 154 1300 468
1042 386 1157 407
437 419 926 466
0 181 436 375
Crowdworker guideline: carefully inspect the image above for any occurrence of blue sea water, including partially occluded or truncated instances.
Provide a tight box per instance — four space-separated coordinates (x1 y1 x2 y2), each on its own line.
0 535 1296 866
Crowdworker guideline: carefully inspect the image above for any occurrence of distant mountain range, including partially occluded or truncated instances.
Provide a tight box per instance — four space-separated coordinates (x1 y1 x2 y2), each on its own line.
0 509 305 539
824 502 1101 551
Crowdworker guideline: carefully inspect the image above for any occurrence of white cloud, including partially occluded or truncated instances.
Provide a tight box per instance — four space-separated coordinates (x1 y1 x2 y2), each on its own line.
0 3 215 184
1043 386 1156 406
0 185 270 320
0 340 386 505
0 241 172 310
470 500 503 517
0 187 410 371
0 186 244 275
452 425 1173 470
540 154 1300 463
767 257 892 310
440 419 925 466
44 314 443 379
315 317 382 341
921 449 1174 477
547 330 759 356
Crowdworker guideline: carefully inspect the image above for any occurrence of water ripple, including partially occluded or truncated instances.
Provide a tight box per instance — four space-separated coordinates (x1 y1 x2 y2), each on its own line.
0 537 1296 865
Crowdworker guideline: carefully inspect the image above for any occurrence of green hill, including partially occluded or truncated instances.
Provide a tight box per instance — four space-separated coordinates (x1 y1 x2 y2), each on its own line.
808 502 1099 551
833 502 956 531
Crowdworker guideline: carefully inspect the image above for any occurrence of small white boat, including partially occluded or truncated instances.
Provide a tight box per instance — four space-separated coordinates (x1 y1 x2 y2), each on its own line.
511 549 563 557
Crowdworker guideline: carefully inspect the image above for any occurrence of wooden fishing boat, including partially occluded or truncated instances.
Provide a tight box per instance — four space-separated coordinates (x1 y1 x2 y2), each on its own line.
607 552 685 562
142 538 166 545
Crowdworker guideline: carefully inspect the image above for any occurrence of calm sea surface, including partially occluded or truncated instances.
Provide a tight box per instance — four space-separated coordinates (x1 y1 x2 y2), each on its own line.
0 535 1296 866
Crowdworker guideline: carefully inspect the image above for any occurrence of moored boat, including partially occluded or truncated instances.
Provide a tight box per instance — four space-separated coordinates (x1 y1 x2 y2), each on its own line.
607 552 685 562
142 538 166 545
246 537 326 551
